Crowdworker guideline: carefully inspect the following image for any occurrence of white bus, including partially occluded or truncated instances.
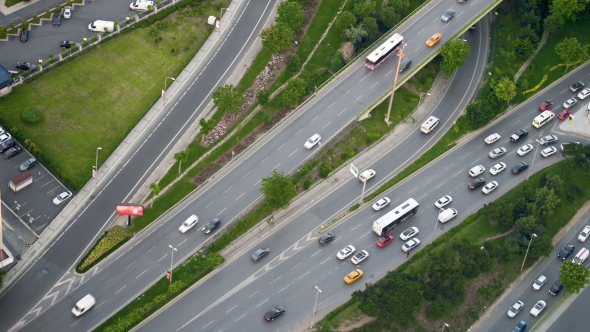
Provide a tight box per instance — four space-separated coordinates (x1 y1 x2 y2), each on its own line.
365 33 404 70
532 111 555 128
372 198 419 235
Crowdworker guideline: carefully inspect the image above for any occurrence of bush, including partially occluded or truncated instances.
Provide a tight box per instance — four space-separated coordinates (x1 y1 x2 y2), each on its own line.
319 164 333 178
328 50 344 72
22 108 40 123
340 150 355 160
303 176 315 190
77 227 131 272
365 132 381 144
257 89 270 105
287 54 301 72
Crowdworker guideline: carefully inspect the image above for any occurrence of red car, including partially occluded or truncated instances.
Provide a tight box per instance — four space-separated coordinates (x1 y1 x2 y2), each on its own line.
376 234 394 248
538 100 553 111
558 109 572 120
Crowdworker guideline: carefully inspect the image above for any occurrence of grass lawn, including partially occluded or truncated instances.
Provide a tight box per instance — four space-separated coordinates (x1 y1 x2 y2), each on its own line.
0 11 211 190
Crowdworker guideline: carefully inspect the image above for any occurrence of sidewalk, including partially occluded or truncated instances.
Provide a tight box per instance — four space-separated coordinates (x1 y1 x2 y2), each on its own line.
558 106 590 138
0 0 54 24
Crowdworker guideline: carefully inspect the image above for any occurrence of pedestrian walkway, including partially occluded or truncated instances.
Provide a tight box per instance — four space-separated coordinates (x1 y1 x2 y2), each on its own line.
559 104 590 138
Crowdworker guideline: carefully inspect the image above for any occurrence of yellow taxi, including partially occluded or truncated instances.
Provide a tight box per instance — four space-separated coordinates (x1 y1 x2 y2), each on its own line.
344 269 364 284
426 33 442 47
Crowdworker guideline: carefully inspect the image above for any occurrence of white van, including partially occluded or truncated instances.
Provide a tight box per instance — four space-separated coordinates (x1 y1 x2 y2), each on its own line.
72 294 96 316
532 111 555 128
129 0 154 11
421 116 440 134
572 248 589 264
88 20 115 33
438 208 458 223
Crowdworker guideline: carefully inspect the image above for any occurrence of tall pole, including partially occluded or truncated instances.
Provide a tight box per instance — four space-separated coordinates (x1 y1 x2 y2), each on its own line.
163 77 176 106
527 139 541 180
432 208 443 241
310 286 322 328
520 233 537 271
219 8 227 33
94 147 102 188
385 43 407 125
360 179 367 204
168 245 177 284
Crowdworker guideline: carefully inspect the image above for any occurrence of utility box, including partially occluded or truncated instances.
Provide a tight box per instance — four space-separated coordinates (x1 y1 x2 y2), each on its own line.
207 16 217 25
9 171 33 192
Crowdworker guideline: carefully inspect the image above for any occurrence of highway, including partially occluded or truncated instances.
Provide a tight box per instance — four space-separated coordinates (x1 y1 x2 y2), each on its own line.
547 275 590 331
132 56 590 332
0 0 280 329
3 0 498 331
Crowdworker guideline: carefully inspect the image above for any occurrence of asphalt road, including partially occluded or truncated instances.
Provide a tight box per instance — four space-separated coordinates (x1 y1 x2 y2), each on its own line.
133 64 590 332
0 0 280 329
547 274 590 332
0 0 163 67
5 0 497 330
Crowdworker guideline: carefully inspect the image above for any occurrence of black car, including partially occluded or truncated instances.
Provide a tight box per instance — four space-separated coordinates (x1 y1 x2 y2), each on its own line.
263 305 285 321
52 13 62 27
512 161 529 174
4 146 23 159
20 28 28 42
557 243 575 260
16 62 36 71
201 218 221 234
510 129 529 142
20 157 37 171
251 247 270 261
319 232 335 245
468 178 486 190
570 81 585 93
549 281 563 296
60 40 75 48
0 138 15 153
469 24 476 31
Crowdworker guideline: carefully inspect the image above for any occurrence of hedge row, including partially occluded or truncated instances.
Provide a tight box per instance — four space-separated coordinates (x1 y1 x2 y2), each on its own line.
76 227 131 273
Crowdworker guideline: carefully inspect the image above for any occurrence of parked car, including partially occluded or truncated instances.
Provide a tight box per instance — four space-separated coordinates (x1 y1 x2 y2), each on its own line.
304 134 321 149
263 305 285 322
558 109 572 120
570 81 585 93
20 28 28 42
434 195 452 208
507 300 524 318
402 238 420 252
468 178 486 190
337 245 356 259
511 129 529 142
53 191 73 205
532 275 547 290
399 227 419 241
251 247 271 261
489 162 506 175
20 157 37 171
201 218 221 234
52 13 62 27
60 40 75 48
0 139 15 153
441 9 455 22
563 97 578 109
16 62 36 71
376 234 394 248
549 281 563 296
489 147 507 158
538 100 553 111
4 146 23 159
63 6 72 19
372 197 391 211
0 133 11 143
512 161 529 174
319 232 335 245
557 243 575 260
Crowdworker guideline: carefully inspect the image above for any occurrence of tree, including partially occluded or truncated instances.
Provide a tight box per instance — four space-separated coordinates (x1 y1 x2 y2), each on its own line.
282 77 308 108
439 40 471 76
512 37 535 58
362 17 378 38
494 77 517 106
544 14 564 35
173 151 188 174
199 118 216 141
149 183 161 207
212 84 244 114
534 187 560 218
378 6 399 30
344 24 368 46
353 1 376 20
260 170 297 209
287 54 301 73
549 0 587 21
260 22 294 54
518 25 539 44
543 174 564 195
336 11 356 34
329 50 344 71
276 1 305 31
555 37 588 72
22 108 40 123
559 261 590 294
514 215 537 234
257 89 270 105
520 11 541 32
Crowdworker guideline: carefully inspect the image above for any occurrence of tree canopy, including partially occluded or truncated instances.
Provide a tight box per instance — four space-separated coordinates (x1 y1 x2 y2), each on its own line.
559 261 590 294
212 85 244 114
260 170 298 209
555 37 588 71
277 1 305 31
494 77 518 105
439 40 471 76
260 22 294 54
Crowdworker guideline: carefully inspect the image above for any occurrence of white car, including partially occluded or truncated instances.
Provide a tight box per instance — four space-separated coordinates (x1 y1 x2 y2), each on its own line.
0 133 11 143
399 227 419 241
578 88 590 100
489 162 506 175
63 6 72 19
517 144 534 156
402 238 420 252
372 197 391 211
350 250 369 264
532 275 547 290
563 97 578 109
484 133 501 144
304 134 321 149
358 169 376 182
507 300 524 318
337 245 356 260
482 181 498 194
541 146 557 157
469 165 485 177
178 214 199 233
530 300 546 317
434 195 452 208
578 225 590 242
489 147 507 158
53 191 73 205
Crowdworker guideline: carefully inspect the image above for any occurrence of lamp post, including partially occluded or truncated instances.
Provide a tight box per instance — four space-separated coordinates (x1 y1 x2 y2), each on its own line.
385 43 407 125
360 178 367 204
527 139 541 180
520 233 537 271
163 77 176 106
93 147 102 187
310 286 322 328
168 245 177 284
432 207 444 241
441 323 450 332
219 8 227 33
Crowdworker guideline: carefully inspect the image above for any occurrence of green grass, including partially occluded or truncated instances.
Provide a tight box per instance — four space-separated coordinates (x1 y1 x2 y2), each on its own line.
5 0 25 7
488 0 524 78
0 12 211 190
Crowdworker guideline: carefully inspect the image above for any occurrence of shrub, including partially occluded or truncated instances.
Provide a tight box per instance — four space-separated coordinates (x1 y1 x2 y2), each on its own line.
257 89 270 105
319 164 333 178
340 150 355 160
22 108 40 123
77 227 131 272
365 132 381 144
303 177 315 190
287 54 301 72
329 50 344 72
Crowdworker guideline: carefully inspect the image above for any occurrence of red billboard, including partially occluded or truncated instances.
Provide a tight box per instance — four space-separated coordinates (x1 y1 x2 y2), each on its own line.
115 204 144 216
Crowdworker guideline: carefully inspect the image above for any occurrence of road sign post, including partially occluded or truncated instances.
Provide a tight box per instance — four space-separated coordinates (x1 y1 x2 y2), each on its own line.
350 163 359 178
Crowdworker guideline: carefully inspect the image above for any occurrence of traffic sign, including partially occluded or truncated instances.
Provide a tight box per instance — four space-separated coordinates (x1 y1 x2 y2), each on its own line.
350 163 359 178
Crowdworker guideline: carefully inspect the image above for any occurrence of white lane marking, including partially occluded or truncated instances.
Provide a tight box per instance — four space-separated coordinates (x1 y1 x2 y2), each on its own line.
351 224 362 231
205 201 214 208
273 163 280 170
311 250 321 257
157 254 167 262
444 163 454 170
384 70 393 77
370 82 379 89
260 157 268 164
321 257 330 265
146 246 155 254
337 108 347 116
419 28 425 34
461 152 471 159
249 291 259 298
436 181 447 189
217 207 227 215
136 269 148 279
269 276 281 285
203 321 214 329
290 263 301 271
256 299 268 307
295 128 303 135
322 122 331 129
226 305 238 313
328 101 335 108
408 187 417 193
179 238 188 246
254 179 261 186
235 314 246 322
223 186 233 194
115 285 126 294
427 175 437 182
235 193 245 201
355 95 363 102
104 278 113 285
360 231 371 239
311 115 319 123
299 271 310 279
278 285 290 293
359 76 367 83
288 149 297 157
452 171 462 177
277 143 285 150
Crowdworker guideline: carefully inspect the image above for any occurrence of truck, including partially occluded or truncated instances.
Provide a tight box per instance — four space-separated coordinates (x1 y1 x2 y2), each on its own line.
9 171 33 192
129 0 154 12
88 20 115 33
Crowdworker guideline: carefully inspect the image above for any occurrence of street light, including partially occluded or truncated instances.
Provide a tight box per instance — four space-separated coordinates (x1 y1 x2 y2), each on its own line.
219 8 227 33
432 207 444 241
310 285 322 328
94 147 102 188
168 245 178 284
527 139 541 180
163 77 176 106
520 233 537 271
385 43 407 125
442 323 450 332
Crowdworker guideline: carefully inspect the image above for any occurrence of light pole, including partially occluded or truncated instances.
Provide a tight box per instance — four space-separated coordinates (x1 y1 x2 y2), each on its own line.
95 147 102 171
432 207 444 241
520 233 537 271
441 323 450 332
310 285 322 328
360 178 367 204
168 245 177 284
93 147 102 187
163 77 176 106
527 139 541 180
385 43 407 125
219 8 227 33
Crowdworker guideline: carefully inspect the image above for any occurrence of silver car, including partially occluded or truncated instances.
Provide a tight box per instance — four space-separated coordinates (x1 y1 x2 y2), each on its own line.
441 9 455 22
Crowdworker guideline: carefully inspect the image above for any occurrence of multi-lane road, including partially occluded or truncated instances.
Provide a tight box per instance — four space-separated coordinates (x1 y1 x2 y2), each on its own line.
3 0 498 330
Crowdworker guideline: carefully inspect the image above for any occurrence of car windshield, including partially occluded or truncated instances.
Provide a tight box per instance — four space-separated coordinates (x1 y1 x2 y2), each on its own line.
534 279 542 285
307 137 315 143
